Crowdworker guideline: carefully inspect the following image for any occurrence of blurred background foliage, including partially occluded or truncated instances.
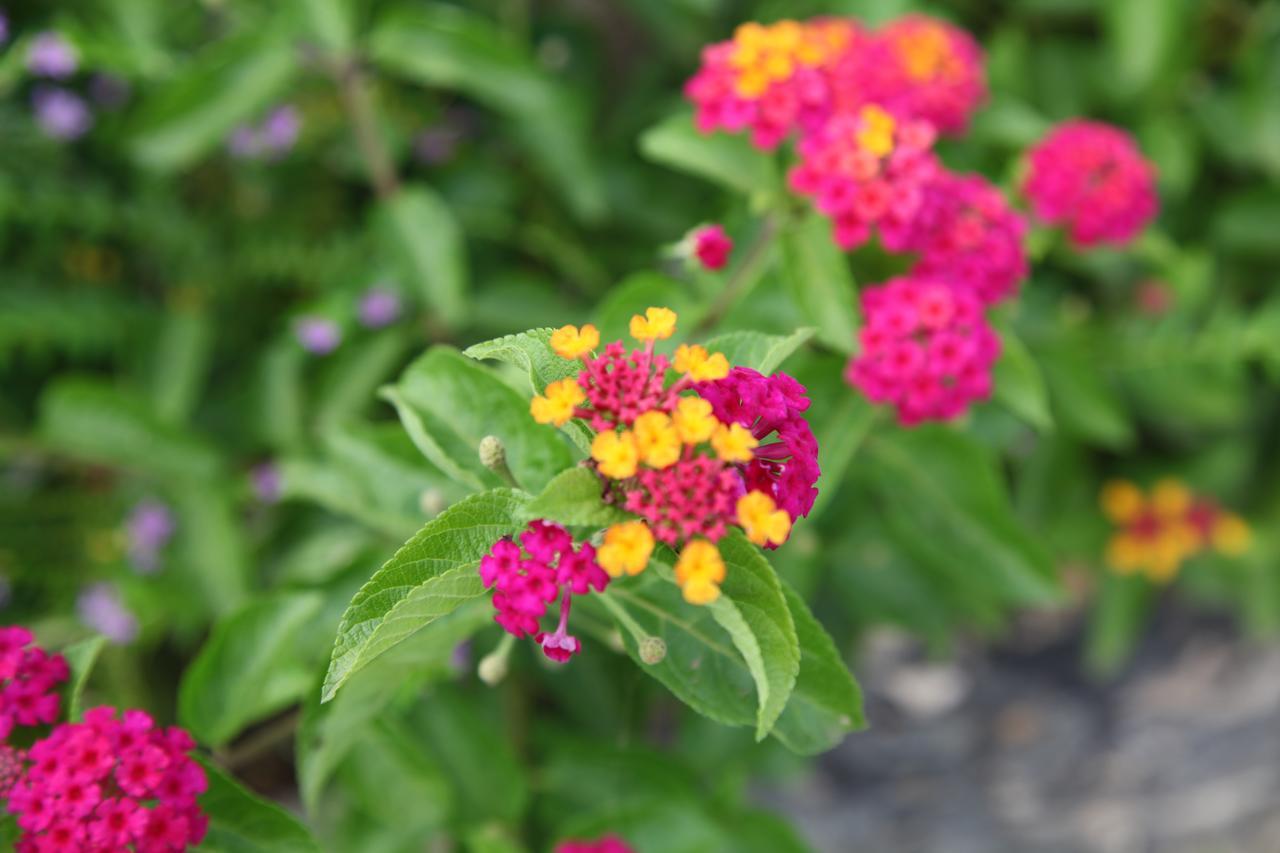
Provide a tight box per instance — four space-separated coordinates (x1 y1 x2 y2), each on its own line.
1 0 1279 849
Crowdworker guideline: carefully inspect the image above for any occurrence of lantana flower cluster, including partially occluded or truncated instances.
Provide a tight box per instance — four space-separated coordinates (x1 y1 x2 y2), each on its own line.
7 707 208 851
555 836 636 853
522 308 818 616
479 521 609 663
0 627 68 742
1100 479 1251 583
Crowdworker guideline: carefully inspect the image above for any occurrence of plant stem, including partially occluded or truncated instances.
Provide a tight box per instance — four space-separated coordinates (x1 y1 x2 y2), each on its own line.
693 213 781 336
334 59 400 200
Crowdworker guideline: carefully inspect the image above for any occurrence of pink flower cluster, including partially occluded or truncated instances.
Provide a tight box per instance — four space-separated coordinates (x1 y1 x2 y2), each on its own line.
845 277 1001 425
621 457 743 546
1022 120 1158 246
0 627 68 742
7 707 208 852
479 521 609 662
577 342 679 430
555 836 636 853
691 224 733 270
697 368 821 523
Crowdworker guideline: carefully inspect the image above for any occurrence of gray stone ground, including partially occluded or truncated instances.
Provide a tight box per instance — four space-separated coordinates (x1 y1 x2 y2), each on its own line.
763 609 1280 853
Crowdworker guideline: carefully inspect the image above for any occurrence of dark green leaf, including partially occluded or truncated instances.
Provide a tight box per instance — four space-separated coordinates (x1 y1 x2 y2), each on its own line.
592 272 704 345
779 215 858 353
701 328 815 374
638 110 776 196
198 757 321 852
519 467 629 528
375 186 468 327
61 635 106 721
993 329 1053 431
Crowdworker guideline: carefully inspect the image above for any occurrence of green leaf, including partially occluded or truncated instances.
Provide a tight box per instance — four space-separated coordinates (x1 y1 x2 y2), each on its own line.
701 328 815 375
1084 572 1152 677
369 5 604 221
171 487 251 616
321 489 525 702
387 347 574 492
638 110 776 196
180 592 323 747
198 757 321 852
771 582 865 754
129 21 298 171
314 329 415 433
61 636 107 721
463 328 581 391
592 272 703 345
1040 342 1134 449
278 457 421 540
867 428 1059 606
375 186 468 327
150 305 213 425
297 0 354 52
38 377 221 482
710 531 800 740
519 467 629 528
1105 0 1181 99
339 719 453 833
993 329 1053 431
779 214 858 353
808 394 877 520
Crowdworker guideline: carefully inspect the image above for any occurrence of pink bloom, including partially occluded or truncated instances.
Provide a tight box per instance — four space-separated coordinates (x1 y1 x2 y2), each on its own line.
556 836 637 853
905 172 1028 305
575 342 679 431
845 276 1001 425
696 369 821 527
479 522 608 661
0 627 68 740
622 457 743 546
691 224 733 270
1022 120 1158 247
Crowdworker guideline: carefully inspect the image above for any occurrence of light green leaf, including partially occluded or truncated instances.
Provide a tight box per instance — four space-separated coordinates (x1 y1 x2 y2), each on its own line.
321 489 525 702
369 5 604 221
463 328 581 391
129 21 298 171
180 592 323 746
198 757 321 852
61 636 107 721
150 306 213 425
1084 572 1152 677
387 347 574 493
779 215 858 353
375 186 468 327
1041 342 1134 449
519 467 629 528
297 0 353 52
1105 0 1181 98
993 329 1053 431
638 110 776 196
701 328 815 375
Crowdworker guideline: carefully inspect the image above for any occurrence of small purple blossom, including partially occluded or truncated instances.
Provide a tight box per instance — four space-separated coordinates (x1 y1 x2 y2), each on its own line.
295 316 342 355
26 31 77 79
76 584 138 645
227 104 301 160
32 87 92 140
250 462 282 504
125 501 175 575
357 286 402 328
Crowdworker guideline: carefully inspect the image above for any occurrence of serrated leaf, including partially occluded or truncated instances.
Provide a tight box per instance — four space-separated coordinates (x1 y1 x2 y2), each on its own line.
198 757 321 852
463 328 581 391
387 347 575 493
993 329 1053 431
375 186 468 327
638 110 776 196
180 592 323 746
321 489 525 702
61 636 106 721
369 5 604 221
701 328 815 375
779 215 858 353
519 467 629 528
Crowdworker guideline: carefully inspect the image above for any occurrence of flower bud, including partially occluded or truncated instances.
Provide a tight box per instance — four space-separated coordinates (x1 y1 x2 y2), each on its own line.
638 636 666 665
477 648 509 686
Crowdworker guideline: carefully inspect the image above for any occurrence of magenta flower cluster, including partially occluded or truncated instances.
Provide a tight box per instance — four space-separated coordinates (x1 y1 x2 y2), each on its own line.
555 836 636 853
0 628 68 742
7 707 208 852
846 277 1000 425
479 521 610 662
1022 119 1158 247
697 368 820 524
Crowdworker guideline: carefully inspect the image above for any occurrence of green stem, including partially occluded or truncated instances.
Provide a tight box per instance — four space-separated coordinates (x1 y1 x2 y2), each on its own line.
693 214 780 336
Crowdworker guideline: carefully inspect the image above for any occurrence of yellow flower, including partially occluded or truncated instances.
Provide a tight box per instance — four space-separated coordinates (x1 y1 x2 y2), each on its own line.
673 344 730 381
1100 480 1145 524
856 105 897 157
629 307 678 342
672 397 717 444
591 430 639 479
674 539 726 605
1150 478 1191 520
711 423 758 463
1105 533 1146 574
529 378 584 426
1212 513 1251 556
597 521 655 577
549 323 599 359
736 491 791 547
632 411 681 469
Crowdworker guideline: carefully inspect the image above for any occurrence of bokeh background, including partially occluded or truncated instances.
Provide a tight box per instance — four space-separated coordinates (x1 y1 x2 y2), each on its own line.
2 0 1279 851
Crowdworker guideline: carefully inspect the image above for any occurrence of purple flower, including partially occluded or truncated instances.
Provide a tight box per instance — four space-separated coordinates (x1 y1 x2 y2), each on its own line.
260 105 300 154
32 87 92 140
125 501 175 575
0 13 9 46
76 584 138 645
357 286 402 328
26 31 77 79
250 462 282 504
295 316 341 355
